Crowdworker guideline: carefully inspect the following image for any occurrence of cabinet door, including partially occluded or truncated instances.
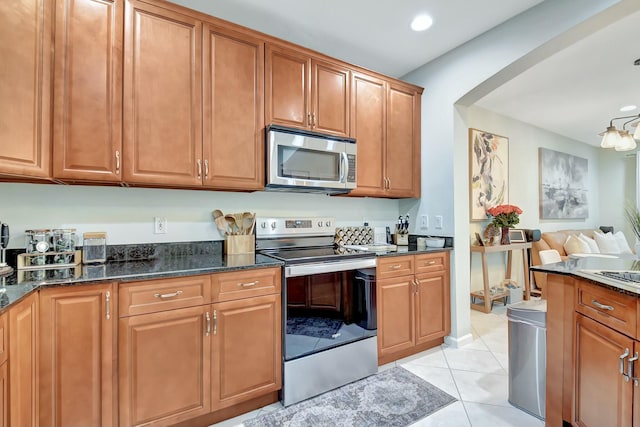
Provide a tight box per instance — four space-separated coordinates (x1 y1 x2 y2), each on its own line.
53 0 123 182
202 24 264 190
0 362 6 427
39 283 116 427
415 272 450 344
312 59 350 137
308 272 341 311
377 275 414 358
265 44 310 130
0 0 53 178
123 0 203 186
9 292 39 427
349 71 385 196
212 294 281 409
386 82 420 198
574 313 633 427
119 305 210 427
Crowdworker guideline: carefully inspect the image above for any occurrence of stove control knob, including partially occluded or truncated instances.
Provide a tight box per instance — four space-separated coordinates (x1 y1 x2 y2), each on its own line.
270 221 277 230
325 221 331 228
260 221 266 229
317 221 323 227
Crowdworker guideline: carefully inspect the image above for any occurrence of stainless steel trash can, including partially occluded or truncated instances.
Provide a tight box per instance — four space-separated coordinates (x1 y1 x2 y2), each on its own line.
507 299 547 420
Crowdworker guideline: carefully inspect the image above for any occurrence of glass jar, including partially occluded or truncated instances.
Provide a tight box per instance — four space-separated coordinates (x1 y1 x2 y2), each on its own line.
82 232 106 264
52 228 76 252
25 229 51 253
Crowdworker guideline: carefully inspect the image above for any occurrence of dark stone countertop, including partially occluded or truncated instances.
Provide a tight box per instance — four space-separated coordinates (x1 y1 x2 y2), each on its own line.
531 253 640 295
0 240 453 313
0 252 283 313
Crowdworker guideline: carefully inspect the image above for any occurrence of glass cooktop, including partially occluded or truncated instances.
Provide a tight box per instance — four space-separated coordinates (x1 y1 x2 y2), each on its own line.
260 246 373 264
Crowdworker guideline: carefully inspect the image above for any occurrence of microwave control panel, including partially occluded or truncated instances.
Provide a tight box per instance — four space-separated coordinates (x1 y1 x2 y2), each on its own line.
347 154 356 183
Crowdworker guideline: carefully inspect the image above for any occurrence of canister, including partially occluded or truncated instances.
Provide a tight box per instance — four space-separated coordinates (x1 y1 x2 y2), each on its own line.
82 232 107 264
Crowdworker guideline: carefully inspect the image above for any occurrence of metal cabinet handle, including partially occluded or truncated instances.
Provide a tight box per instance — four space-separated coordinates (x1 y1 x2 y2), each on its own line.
620 348 630 378
390 264 402 270
239 281 259 287
204 159 209 179
153 290 183 299
312 113 316 128
387 177 391 189
384 177 389 189
426 260 437 265
197 159 202 178
105 291 111 320
629 352 639 385
308 113 312 127
205 312 211 336
213 309 217 335
115 151 120 174
592 300 614 311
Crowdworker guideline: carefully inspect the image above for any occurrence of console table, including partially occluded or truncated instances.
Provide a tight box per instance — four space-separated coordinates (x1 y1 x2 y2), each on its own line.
470 242 532 313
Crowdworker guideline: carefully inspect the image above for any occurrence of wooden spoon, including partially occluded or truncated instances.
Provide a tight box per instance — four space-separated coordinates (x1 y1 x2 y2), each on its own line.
212 209 224 221
234 213 244 235
247 213 256 235
215 216 230 235
224 214 238 235
241 212 253 235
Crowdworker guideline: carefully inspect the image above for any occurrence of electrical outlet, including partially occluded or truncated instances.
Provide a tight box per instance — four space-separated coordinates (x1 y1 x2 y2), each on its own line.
435 215 443 229
421 215 428 229
154 217 167 234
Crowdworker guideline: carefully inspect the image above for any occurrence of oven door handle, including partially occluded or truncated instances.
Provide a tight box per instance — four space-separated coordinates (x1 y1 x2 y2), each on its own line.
285 258 377 277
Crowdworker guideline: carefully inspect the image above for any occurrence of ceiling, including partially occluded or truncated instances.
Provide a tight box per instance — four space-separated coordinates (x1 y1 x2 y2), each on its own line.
170 0 639 147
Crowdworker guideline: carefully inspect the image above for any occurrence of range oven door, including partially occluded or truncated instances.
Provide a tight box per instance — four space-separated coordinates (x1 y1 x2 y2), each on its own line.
283 258 376 362
266 125 356 193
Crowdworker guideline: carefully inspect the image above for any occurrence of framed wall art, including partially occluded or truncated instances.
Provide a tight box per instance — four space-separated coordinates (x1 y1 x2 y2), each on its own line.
469 128 509 221
508 229 527 243
539 148 589 219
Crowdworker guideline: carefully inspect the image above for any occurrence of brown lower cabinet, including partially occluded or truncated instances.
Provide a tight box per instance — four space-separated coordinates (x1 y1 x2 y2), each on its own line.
0 311 7 427
39 283 117 427
9 292 39 427
377 252 450 365
119 268 281 427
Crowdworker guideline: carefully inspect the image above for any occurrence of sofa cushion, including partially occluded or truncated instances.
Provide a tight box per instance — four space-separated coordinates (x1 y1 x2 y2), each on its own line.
594 231 621 253
614 231 633 254
578 233 600 253
564 235 590 255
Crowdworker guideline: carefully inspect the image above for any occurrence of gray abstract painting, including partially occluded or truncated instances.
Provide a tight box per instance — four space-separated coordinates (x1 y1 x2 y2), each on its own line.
539 148 588 219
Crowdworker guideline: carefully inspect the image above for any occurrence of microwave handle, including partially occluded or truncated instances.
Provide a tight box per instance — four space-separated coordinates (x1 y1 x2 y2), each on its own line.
340 152 348 184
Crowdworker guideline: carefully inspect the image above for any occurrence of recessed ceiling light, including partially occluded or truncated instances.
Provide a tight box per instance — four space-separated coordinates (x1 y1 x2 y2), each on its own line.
620 105 637 112
411 14 433 32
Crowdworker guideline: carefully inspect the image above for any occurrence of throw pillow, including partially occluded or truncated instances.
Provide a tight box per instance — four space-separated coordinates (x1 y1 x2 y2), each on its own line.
564 235 590 255
594 232 621 254
578 233 600 253
614 231 633 254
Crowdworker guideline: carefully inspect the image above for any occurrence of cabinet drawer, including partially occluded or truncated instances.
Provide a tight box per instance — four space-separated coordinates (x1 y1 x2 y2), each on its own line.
377 256 414 279
415 252 448 274
212 267 281 302
575 281 637 338
119 275 211 317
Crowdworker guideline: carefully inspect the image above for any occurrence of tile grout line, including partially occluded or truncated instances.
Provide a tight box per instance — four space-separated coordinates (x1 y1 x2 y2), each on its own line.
441 344 474 426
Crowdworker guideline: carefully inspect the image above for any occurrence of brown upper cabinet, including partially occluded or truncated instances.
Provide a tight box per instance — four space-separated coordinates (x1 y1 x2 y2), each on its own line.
266 44 350 137
0 0 53 180
350 73 422 198
122 0 203 187
53 0 124 182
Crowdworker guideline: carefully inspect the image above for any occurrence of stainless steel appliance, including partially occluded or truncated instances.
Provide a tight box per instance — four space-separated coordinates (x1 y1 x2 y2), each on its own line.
256 217 377 406
265 125 357 194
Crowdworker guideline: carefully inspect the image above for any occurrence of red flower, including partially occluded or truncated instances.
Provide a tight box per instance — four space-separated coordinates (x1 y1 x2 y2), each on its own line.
487 204 522 228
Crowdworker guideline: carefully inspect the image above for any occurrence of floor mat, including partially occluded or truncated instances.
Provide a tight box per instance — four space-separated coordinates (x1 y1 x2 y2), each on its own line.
286 316 343 339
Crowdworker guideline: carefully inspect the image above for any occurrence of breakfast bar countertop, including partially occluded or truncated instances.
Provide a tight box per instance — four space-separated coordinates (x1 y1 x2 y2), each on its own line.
531 253 640 295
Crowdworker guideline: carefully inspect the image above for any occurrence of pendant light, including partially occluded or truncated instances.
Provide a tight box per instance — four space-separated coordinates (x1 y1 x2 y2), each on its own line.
600 114 640 151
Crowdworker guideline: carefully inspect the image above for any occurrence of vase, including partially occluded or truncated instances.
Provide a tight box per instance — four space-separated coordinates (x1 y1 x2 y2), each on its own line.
500 227 510 245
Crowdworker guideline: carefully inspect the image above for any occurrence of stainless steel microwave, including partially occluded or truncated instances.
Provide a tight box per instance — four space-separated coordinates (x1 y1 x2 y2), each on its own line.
265 125 356 194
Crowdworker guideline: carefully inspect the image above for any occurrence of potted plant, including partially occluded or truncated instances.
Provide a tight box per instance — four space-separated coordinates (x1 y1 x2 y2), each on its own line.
625 204 640 255
487 204 523 245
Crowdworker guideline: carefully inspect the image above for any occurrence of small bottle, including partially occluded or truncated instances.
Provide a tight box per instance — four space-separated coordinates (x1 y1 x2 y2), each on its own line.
82 232 107 264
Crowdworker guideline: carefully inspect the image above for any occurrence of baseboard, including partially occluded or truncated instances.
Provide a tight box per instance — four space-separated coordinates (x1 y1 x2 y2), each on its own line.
444 333 473 348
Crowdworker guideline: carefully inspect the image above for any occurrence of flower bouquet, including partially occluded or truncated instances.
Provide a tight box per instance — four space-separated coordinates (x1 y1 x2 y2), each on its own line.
487 204 523 244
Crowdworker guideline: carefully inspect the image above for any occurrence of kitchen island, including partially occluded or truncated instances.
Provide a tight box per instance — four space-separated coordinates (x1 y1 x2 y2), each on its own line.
531 254 640 427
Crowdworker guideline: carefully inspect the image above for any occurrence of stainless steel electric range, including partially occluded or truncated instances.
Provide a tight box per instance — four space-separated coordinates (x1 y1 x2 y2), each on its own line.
256 217 378 406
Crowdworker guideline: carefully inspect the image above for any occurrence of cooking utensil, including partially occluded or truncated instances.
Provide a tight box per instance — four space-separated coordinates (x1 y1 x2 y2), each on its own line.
215 216 230 235
224 214 238 235
247 213 256 235
234 213 245 234
241 212 253 235
212 209 223 221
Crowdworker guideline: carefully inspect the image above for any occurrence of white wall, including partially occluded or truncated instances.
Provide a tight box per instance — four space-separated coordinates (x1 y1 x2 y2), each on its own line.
0 183 400 248
402 0 634 346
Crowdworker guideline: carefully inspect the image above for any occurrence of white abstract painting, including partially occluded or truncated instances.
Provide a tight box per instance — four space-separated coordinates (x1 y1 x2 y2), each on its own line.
539 148 588 219
469 129 508 221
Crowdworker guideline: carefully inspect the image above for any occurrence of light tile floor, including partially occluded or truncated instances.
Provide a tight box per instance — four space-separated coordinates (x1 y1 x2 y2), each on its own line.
212 305 544 427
